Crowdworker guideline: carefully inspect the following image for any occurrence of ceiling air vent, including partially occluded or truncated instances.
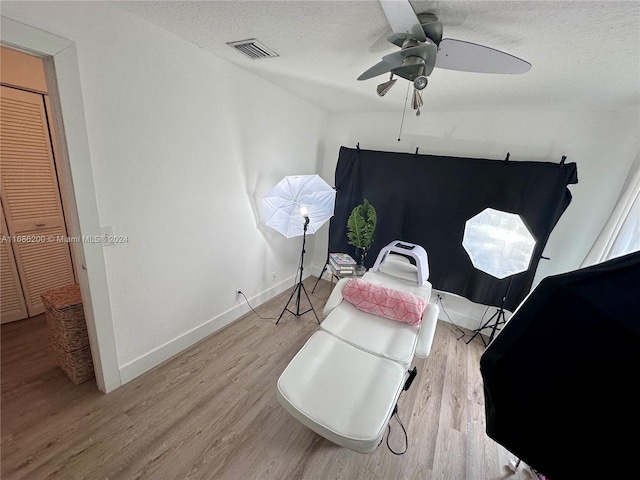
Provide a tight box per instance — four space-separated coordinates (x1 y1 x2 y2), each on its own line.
226 39 279 59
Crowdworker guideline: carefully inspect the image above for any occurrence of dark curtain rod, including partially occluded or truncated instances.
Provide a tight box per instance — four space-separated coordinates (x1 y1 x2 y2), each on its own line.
355 143 568 167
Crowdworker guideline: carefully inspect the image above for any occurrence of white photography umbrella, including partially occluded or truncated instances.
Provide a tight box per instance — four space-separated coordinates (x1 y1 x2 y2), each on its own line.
263 174 336 238
263 174 336 325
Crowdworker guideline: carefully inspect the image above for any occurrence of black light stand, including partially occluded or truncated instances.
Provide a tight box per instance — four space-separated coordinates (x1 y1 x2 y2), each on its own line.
465 277 513 347
276 215 320 325
311 258 328 293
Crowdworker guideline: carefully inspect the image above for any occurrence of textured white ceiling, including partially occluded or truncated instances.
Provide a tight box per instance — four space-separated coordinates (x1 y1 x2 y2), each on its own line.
114 0 640 114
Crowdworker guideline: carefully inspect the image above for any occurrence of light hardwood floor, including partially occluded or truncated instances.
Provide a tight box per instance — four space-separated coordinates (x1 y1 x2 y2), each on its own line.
1 277 530 480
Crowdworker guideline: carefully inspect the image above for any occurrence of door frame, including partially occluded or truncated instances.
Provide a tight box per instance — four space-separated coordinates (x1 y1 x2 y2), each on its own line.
1 16 120 392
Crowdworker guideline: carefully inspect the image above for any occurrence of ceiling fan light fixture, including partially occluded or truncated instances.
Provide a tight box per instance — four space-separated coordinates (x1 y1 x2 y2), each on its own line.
377 77 397 96
413 75 428 90
412 88 423 110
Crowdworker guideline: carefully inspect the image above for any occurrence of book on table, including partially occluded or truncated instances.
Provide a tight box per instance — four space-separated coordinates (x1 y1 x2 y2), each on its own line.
329 253 356 274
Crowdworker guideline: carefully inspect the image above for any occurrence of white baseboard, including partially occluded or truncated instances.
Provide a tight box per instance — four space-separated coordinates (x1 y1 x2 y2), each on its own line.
432 289 513 335
438 308 480 331
119 275 297 384
310 263 332 281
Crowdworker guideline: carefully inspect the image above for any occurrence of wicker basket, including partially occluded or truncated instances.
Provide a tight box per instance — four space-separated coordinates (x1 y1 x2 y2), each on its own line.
42 284 95 385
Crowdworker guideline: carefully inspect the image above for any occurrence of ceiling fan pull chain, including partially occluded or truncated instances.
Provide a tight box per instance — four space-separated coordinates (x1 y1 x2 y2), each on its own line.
397 81 411 142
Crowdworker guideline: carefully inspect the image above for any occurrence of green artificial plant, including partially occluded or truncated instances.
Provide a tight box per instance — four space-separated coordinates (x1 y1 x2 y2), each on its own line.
347 199 377 268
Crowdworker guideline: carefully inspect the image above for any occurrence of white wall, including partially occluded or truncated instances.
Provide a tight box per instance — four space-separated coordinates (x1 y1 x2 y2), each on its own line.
313 108 640 329
2 1 329 385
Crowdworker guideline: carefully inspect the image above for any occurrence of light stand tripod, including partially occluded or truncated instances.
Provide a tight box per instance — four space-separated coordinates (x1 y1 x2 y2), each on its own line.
311 259 328 293
276 215 320 325
465 277 513 347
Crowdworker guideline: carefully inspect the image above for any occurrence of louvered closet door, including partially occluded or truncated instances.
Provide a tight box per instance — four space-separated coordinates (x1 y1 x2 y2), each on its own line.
0 85 75 317
1 206 28 323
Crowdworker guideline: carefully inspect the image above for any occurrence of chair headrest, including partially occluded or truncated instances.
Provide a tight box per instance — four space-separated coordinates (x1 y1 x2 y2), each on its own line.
371 240 430 286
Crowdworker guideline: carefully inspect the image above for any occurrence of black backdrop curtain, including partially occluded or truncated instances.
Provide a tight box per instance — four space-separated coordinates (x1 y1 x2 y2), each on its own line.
328 146 578 311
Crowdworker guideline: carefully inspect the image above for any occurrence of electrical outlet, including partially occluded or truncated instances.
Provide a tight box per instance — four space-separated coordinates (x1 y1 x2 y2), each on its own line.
235 288 242 299
271 271 277 280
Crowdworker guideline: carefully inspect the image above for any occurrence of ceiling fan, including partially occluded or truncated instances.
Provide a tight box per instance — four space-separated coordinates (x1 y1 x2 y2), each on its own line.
359 0 531 115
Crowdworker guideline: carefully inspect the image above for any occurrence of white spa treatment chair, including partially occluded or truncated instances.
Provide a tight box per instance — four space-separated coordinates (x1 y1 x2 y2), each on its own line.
276 241 440 453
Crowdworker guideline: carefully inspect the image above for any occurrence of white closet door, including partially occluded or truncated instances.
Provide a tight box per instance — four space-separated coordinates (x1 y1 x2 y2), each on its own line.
0 85 75 317
1 207 28 323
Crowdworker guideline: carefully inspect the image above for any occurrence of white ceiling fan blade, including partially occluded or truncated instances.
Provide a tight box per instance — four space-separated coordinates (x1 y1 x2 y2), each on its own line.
436 38 531 74
358 60 394 81
380 0 427 42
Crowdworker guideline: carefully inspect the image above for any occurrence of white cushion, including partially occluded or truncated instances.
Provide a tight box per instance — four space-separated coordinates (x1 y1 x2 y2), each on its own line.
276 331 407 453
321 303 419 367
322 277 350 318
415 302 439 358
377 257 422 284
321 271 432 366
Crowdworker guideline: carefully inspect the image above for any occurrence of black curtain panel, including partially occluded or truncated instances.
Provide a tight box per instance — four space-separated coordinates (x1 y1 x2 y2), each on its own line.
328 146 578 311
479 251 640 478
